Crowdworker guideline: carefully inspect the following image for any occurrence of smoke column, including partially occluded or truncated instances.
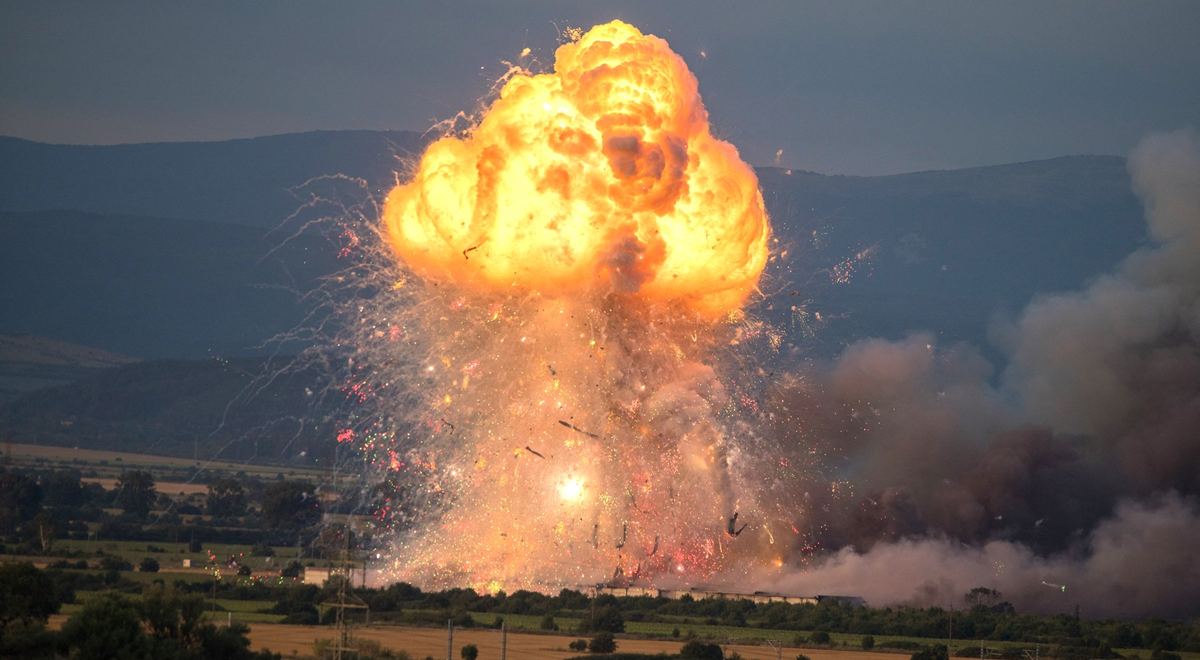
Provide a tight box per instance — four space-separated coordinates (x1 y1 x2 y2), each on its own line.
766 130 1200 618
354 21 804 592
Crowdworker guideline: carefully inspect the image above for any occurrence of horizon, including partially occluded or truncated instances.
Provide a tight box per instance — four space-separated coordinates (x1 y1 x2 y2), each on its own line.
0 128 1129 178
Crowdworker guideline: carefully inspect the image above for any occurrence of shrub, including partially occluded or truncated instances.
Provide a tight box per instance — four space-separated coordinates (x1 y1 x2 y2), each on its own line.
569 639 589 651
680 640 724 660
589 631 617 654
541 614 558 630
461 644 479 660
811 631 831 645
139 557 159 573
797 655 812 660
672 627 681 638
99 556 132 572
911 644 950 660
863 636 876 650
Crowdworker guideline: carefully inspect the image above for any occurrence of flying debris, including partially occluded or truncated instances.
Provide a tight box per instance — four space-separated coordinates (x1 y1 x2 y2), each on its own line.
592 524 599 549
648 535 659 556
727 512 748 537
615 523 627 549
524 446 546 459
1042 581 1067 593
547 364 557 376
462 245 479 260
439 418 455 432
557 420 600 438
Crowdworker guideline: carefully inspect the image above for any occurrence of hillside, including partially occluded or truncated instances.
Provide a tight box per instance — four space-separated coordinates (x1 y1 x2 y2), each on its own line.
0 130 426 227
0 356 336 463
0 334 138 405
0 210 340 359
0 132 1150 360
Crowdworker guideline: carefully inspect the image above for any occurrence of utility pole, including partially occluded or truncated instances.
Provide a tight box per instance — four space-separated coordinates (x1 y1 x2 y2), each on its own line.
501 619 507 660
447 619 454 660
322 529 366 660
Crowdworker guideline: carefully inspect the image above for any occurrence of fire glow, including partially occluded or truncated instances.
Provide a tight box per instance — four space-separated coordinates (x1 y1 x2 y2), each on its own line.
362 21 808 592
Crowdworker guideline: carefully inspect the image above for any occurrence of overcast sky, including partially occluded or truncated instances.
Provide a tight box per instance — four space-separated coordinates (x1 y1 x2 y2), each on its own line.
2 1 1197 175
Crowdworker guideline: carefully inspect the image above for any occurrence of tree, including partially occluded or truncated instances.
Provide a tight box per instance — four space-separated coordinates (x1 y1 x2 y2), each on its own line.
0 563 61 630
29 512 56 552
262 481 320 530
863 636 876 650
61 592 151 660
580 604 625 633
44 469 86 508
680 640 724 660
114 470 157 519
0 469 43 534
461 643 479 660
588 631 617 654
140 557 160 573
965 587 1001 608
206 476 246 517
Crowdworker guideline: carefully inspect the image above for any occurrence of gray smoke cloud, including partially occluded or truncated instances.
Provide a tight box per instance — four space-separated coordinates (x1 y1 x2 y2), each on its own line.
768 130 1200 617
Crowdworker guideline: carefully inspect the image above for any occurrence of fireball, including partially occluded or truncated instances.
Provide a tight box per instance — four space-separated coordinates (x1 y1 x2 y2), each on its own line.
383 20 769 316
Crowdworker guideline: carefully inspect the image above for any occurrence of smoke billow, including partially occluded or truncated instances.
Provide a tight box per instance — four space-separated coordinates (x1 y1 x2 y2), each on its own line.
770 130 1200 617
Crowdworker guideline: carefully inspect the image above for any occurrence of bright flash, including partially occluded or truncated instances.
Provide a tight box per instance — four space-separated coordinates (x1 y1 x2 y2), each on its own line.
559 478 585 502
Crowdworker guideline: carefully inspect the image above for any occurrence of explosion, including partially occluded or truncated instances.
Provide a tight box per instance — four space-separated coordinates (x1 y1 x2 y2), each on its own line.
382 20 768 317
361 21 801 592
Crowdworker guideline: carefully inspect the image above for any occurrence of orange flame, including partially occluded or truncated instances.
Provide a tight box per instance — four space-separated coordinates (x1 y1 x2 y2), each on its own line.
382 21 769 315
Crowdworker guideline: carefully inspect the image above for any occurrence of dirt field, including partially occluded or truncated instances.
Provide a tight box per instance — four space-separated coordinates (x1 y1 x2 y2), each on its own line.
82 477 210 495
246 622 905 660
7 442 321 478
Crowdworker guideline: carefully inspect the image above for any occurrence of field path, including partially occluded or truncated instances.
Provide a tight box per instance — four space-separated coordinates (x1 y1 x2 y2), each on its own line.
246 622 906 660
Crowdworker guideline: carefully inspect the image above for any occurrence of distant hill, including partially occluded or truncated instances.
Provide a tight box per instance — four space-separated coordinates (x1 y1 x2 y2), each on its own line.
754 156 1146 353
0 335 138 405
0 130 427 227
0 356 336 464
0 131 1149 360
0 210 340 359
0 132 1153 461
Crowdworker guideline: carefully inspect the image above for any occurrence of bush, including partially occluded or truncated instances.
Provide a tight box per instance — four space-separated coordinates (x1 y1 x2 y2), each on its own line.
139 557 159 573
911 644 950 660
589 631 617 654
680 640 724 660
569 639 589 651
797 655 812 660
251 543 275 557
672 627 681 638
461 644 479 660
811 631 831 645
863 636 876 650
541 614 558 630
99 556 133 572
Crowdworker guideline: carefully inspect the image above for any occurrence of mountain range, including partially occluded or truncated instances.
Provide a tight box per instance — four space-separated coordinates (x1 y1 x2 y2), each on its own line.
0 130 1150 458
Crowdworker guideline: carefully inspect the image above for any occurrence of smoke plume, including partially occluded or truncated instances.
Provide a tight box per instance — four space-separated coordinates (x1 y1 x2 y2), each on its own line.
771 130 1200 617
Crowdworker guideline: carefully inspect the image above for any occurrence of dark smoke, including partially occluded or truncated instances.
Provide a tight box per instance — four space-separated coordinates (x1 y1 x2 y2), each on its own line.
769 130 1200 618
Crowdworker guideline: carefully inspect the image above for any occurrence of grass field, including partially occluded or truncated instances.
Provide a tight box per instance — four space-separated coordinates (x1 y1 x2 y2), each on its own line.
45 538 307 566
7 442 325 480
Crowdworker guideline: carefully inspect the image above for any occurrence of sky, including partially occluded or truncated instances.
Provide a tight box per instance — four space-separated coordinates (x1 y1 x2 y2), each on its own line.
1 0 1198 175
